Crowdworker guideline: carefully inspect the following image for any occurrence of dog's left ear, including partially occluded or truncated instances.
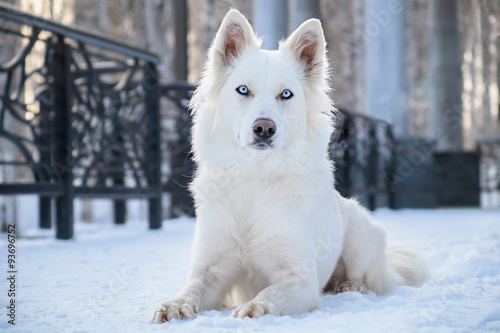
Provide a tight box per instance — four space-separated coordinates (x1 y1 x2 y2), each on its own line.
210 9 260 70
281 19 327 80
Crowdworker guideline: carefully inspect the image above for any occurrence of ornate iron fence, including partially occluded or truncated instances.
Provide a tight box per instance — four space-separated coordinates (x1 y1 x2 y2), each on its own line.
0 4 164 239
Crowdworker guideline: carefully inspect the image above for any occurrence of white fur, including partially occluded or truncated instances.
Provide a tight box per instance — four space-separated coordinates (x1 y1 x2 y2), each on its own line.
153 9 430 323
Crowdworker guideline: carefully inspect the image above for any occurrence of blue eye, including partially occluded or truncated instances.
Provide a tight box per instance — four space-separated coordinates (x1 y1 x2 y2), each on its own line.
281 89 293 99
236 85 249 95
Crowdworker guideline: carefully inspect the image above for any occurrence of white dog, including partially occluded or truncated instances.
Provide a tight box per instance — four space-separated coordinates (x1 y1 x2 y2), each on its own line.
153 9 429 323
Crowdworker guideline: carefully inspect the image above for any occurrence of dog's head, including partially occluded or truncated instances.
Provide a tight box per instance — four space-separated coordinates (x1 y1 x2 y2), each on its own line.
190 9 333 163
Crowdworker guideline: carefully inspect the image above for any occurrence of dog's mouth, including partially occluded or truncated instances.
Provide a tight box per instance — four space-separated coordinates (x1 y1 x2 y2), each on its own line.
250 140 273 150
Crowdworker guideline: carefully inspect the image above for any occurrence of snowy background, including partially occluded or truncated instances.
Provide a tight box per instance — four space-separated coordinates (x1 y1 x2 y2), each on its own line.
1 2 500 332
1 204 500 333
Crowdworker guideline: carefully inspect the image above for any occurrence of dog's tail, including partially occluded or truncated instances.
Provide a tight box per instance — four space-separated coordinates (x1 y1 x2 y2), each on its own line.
385 245 431 286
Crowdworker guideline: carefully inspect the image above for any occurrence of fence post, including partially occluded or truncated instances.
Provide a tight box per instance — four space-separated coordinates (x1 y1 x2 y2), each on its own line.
39 197 52 228
386 126 396 209
52 34 74 240
114 200 126 224
367 124 378 211
112 127 126 224
39 90 53 229
144 62 162 229
337 114 352 198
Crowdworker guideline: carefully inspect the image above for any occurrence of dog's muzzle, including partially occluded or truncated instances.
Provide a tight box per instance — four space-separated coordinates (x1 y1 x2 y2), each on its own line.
251 118 276 149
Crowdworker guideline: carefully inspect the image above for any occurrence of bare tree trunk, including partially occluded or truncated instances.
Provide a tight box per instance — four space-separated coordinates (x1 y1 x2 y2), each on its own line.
144 0 157 57
468 0 479 150
406 0 431 138
187 0 209 82
173 0 188 81
98 0 109 32
320 0 365 112
288 0 319 32
428 0 463 152
496 0 500 127
480 0 494 138
364 0 408 137
497 39 500 125
253 0 288 50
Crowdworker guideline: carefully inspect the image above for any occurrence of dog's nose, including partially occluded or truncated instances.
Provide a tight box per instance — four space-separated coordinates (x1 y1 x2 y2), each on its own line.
252 118 276 140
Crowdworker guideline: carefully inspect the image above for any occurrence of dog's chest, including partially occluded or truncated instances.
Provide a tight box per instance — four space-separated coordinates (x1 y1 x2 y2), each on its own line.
223 176 296 219
221 177 316 247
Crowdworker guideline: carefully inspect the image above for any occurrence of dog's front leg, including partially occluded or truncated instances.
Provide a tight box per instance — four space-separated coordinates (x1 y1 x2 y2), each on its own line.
153 215 240 323
232 278 320 319
152 253 240 323
232 238 321 319
152 277 205 323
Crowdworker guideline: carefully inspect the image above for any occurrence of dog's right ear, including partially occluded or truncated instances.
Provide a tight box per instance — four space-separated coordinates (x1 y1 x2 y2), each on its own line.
210 9 259 70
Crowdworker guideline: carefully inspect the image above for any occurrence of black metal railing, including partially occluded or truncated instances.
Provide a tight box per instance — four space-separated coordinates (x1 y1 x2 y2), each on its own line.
0 4 166 239
159 82 195 217
331 110 395 211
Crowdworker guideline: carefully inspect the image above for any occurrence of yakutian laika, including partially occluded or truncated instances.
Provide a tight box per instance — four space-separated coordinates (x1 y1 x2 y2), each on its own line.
153 9 430 323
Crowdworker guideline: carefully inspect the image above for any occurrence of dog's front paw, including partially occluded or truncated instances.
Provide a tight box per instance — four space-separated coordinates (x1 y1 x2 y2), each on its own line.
152 299 199 323
231 301 275 319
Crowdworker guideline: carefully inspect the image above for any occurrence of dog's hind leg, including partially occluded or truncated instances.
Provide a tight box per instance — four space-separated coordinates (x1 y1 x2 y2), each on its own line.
333 192 429 295
323 258 368 294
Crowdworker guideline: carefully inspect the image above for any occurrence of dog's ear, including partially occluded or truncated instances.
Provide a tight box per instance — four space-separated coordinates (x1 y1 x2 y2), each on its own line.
211 9 259 69
281 19 327 80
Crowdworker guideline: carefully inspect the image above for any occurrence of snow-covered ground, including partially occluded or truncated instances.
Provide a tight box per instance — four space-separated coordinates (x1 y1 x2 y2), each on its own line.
1 208 500 332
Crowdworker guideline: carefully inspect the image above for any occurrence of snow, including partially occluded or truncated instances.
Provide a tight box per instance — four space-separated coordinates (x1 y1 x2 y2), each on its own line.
2 208 500 332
